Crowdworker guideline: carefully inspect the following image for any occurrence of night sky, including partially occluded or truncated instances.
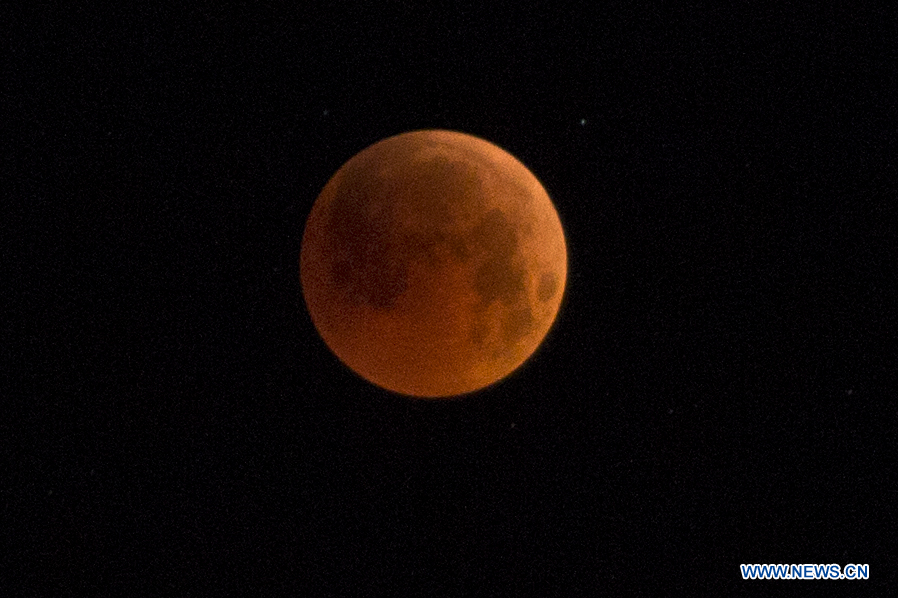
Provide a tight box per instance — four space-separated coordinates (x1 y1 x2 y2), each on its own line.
6 3 895 594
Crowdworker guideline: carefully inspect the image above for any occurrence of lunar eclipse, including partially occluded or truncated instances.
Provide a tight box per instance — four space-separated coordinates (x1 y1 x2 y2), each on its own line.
300 130 567 398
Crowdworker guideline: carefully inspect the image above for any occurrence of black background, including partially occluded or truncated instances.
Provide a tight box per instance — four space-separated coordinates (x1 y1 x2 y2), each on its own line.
5 2 895 595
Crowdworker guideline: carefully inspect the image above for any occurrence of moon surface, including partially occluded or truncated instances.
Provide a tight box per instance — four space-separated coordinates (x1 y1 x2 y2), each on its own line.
300 130 567 398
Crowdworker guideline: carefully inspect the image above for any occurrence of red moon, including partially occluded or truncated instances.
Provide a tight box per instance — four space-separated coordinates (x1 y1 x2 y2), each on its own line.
300 130 567 398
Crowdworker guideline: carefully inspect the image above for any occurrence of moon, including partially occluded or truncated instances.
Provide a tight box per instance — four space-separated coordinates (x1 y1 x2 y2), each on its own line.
300 130 567 398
